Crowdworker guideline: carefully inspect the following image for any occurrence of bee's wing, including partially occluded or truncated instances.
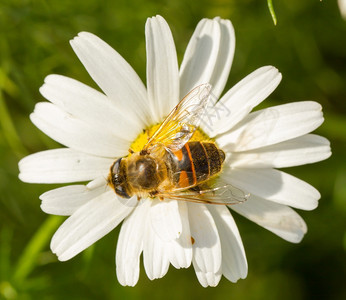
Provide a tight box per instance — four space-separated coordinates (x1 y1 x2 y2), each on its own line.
158 175 250 205
143 83 212 152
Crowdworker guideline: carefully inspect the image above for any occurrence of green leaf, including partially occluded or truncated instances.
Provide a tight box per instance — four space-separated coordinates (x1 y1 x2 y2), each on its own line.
0 228 13 281
12 216 63 284
0 89 28 158
267 0 277 25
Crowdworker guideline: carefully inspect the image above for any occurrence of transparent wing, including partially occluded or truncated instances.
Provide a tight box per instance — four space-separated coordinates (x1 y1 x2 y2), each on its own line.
143 83 212 152
158 176 250 205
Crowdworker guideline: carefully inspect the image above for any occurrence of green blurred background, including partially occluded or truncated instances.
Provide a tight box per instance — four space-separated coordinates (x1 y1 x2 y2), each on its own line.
0 0 345 299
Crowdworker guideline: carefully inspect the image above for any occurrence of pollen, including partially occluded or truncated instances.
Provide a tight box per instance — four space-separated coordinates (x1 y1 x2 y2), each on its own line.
130 124 161 153
191 127 211 143
130 123 212 154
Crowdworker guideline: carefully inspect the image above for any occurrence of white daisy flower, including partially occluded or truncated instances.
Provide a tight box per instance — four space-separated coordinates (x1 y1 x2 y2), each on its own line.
18 15 331 287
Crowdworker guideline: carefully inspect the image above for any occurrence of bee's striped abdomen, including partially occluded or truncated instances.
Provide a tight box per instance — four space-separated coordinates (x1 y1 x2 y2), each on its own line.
168 141 225 189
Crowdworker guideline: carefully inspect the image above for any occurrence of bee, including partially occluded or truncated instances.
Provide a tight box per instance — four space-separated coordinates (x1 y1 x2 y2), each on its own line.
107 84 248 205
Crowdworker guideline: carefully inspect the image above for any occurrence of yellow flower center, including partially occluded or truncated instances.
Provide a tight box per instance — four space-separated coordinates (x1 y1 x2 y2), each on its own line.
130 123 212 153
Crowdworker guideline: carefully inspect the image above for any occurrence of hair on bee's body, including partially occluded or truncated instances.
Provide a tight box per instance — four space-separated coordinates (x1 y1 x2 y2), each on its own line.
108 141 225 198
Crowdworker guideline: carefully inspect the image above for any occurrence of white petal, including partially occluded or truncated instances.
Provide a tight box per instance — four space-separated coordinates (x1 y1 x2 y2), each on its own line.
230 196 307 243
208 206 247 282
86 176 107 189
338 0 346 19
31 102 129 158
40 74 140 141
188 203 222 274
222 168 320 210
217 101 324 151
40 178 108 216
150 199 182 242
116 200 150 286
193 263 222 287
143 212 170 280
208 18 235 100
51 191 137 261
146 15 179 123
179 18 221 98
70 32 151 127
228 134 331 168
180 18 235 100
205 66 282 137
166 201 192 269
18 148 113 183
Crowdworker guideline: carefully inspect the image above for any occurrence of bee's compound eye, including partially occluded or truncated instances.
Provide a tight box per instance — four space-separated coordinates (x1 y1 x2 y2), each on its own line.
113 174 122 185
115 185 130 199
112 158 122 175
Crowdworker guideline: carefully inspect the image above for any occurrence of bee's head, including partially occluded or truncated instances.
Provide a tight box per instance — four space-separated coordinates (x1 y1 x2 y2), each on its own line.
109 158 131 199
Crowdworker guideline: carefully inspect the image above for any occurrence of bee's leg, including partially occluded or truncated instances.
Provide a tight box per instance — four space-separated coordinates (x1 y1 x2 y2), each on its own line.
137 196 141 201
159 196 164 201
189 186 201 192
189 184 208 194
149 190 159 199
190 185 205 194
128 148 134 154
